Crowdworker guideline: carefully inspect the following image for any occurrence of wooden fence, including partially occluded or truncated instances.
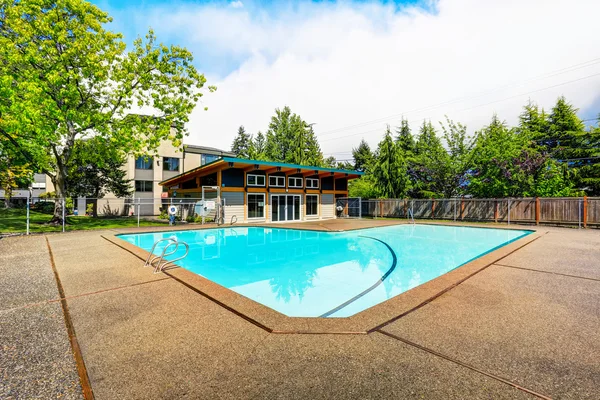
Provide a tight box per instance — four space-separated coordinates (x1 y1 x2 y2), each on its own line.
357 197 600 228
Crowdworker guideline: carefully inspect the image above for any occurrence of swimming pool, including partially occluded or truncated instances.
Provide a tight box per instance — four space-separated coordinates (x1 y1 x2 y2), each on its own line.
119 225 531 318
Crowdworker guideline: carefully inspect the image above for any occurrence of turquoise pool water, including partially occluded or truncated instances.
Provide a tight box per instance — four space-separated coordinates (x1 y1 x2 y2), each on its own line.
119 225 531 317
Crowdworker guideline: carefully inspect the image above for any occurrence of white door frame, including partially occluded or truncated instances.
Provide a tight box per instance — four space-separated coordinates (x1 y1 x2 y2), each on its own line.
270 194 302 222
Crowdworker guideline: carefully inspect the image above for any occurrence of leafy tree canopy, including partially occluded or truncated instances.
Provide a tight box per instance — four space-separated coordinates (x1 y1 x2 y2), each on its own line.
0 0 212 222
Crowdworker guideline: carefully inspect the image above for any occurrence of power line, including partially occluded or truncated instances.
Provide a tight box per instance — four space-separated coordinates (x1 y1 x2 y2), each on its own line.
319 72 600 143
316 56 600 138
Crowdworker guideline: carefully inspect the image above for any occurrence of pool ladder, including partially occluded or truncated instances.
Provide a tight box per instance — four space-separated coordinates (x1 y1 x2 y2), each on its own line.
144 237 190 274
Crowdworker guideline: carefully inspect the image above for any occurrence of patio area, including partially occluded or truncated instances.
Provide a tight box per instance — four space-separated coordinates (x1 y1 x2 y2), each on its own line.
1 220 599 399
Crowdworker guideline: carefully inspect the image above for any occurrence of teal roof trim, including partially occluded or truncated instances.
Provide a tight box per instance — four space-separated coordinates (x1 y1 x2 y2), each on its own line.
220 157 364 175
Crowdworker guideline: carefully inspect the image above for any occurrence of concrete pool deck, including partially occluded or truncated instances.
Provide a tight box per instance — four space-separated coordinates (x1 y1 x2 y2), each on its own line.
1 220 599 399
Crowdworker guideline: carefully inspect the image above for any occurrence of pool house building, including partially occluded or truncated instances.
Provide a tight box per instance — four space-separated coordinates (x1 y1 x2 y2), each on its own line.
159 157 363 223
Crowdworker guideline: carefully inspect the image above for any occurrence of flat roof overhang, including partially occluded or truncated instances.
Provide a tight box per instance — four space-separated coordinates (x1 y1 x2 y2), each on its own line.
159 157 364 187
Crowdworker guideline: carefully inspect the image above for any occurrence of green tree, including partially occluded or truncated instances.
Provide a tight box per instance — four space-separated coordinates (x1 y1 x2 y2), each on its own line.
518 100 549 137
265 107 294 162
576 117 600 195
395 118 415 154
0 0 211 223
348 176 380 198
249 131 267 160
468 115 572 198
264 107 323 165
440 117 474 197
231 126 252 158
0 137 33 207
66 137 131 216
352 139 373 172
372 126 411 198
323 156 337 168
412 121 452 197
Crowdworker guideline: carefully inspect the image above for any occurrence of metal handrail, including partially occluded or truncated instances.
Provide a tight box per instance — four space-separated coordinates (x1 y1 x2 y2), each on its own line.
144 237 190 274
154 241 189 274
144 238 177 267
230 215 237 225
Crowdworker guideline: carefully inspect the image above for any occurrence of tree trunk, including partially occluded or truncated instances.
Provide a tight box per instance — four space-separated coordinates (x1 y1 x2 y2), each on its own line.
92 189 99 218
50 171 67 224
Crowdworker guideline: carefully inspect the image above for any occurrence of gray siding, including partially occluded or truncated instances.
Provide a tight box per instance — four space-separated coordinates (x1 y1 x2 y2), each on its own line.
321 194 334 219
223 192 244 223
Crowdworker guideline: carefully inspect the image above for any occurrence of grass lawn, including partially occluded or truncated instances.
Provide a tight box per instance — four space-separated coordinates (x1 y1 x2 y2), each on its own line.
0 207 168 234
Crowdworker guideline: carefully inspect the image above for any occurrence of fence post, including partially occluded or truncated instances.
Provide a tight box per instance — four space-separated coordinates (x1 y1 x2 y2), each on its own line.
26 189 31 235
137 198 140 228
379 200 383 219
535 197 540 225
431 198 435 219
578 198 582 229
507 198 511 225
460 198 465 220
453 198 457 222
583 196 588 228
494 200 498 223
358 198 362 219
62 198 65 233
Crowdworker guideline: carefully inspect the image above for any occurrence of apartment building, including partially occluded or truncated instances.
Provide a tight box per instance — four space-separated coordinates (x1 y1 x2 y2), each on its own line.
1 142 233 215
128 142 234 214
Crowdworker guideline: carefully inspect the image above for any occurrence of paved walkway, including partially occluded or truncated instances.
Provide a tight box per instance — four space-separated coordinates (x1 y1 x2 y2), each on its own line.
1 222 599 399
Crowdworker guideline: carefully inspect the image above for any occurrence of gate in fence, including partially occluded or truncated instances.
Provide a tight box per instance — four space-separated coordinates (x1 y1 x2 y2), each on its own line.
336 197 362 218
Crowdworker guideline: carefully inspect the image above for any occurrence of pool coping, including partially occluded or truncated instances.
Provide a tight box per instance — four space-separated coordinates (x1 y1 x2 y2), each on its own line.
101 222 545 334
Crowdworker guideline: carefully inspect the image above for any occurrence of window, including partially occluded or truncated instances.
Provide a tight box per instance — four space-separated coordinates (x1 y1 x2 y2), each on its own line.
247 194 265 219
247 174 265 187
288 177 303 188
201 154 220 165
163 157 180 171
135 180 153 192
306 178 319 189
135 156 153 170
269 176 285 187
306 195 318 216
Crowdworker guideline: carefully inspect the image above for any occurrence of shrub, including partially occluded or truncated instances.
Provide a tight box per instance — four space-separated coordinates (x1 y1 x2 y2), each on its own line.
32 201 56 214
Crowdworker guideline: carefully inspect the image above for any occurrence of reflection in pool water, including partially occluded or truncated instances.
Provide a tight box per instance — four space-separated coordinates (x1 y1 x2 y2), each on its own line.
119 225 530 317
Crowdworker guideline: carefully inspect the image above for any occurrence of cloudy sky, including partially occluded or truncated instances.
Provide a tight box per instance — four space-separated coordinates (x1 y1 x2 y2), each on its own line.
91 0 600 161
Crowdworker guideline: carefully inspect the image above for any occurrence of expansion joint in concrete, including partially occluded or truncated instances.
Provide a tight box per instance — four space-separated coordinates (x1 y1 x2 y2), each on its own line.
45 236 95 400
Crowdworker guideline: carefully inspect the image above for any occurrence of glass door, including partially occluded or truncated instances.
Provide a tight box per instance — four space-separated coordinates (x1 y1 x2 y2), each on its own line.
270 195 301 222
286 195 294 221
272 195 279 222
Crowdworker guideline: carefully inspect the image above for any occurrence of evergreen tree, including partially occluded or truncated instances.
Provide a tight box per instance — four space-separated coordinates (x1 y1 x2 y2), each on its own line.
303 125 325 166
231 126 252 158
440 117 474 197
264 106 323 165
323 156 337 168
468 115 572 198
249 131 267 160
395 118 415 153
518 100 549 137
545 96 586 161
265 107 294 162
352 139 373 172
372 126 411 198
575 116 600 195
412 121 451 197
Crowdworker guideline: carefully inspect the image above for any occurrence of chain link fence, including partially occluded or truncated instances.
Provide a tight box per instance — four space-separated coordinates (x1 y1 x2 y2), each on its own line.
1 195 229 235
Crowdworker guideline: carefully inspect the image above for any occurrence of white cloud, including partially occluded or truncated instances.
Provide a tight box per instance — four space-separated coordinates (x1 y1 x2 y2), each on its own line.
230 1 244 9
135 0 600 158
